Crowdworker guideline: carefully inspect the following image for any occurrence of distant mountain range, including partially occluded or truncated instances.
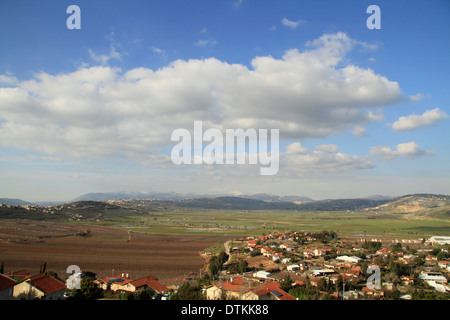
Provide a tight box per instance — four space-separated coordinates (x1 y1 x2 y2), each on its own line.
1 193 449 218
70 191 314 203
0 198 35 206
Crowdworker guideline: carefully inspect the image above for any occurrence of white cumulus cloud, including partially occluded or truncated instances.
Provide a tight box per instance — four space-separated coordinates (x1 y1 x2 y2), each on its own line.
281 18 305 29
370 141 434 160
392 108 448 131
282 142 374 177
0 32 404 170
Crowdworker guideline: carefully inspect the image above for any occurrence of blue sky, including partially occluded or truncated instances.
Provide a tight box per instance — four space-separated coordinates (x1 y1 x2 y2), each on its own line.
0 0 449 201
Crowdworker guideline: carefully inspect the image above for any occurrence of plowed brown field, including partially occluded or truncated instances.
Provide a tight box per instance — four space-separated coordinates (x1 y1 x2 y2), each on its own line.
0 219 231 285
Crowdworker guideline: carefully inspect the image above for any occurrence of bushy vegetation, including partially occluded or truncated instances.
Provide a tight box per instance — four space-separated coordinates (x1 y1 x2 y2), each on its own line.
69 277 103 300
170 282 204 300
208 251 229 276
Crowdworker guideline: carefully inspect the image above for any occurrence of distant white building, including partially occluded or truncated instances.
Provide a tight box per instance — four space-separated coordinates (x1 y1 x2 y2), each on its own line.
426 281 449 293
253 271 272 279
312 269 335 277
429 236 450 245
336 256 362 264
419 271 448 285
287 264 300 272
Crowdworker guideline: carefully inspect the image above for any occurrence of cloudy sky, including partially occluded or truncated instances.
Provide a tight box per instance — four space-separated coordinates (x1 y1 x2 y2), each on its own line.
0 0 449 202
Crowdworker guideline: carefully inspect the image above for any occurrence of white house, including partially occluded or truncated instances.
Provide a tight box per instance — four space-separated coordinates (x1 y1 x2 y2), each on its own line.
419 271 448 285
312 269 335 277
253 271 272 279
429 236 450 245
336 256 362 264
287 264 300 272
425 281 449 293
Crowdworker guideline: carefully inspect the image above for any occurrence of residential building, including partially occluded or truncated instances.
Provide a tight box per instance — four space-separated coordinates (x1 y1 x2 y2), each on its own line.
287 264 300 272
206 277 251 300
120 275 169 294
95 272 131 291
7 269 30 281
336 255 362 264
253 271 272 279
429 236 450 245
0 274 17 300
419 271 448 285
13 274 66 300
242 281 296 300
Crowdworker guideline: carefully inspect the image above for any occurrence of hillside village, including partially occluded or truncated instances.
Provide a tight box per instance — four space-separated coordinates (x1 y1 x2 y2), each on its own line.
200 231 450 300
0 231 449 300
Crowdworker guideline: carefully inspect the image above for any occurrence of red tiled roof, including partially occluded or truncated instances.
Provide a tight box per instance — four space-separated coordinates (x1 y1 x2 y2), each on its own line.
0 274 17 291
252 281 296 300
129 276 168 293
146 280 169 293
229 277 246 285
98 272 134 283
8 270 30 277
221 283 250 293
28 275 66 295
214 277 250 293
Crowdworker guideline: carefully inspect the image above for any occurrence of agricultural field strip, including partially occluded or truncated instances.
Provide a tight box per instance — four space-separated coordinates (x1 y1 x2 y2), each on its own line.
106 210 450 237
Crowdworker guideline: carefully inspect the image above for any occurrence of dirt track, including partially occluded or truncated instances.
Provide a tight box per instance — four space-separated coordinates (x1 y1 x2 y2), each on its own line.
0 220 232 285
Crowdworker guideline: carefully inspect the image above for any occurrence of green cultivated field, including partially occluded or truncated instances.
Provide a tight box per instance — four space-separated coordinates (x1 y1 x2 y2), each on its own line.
115 210 450 238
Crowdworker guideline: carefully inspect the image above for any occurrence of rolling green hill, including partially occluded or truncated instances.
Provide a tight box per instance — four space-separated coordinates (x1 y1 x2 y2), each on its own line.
366 194 450 220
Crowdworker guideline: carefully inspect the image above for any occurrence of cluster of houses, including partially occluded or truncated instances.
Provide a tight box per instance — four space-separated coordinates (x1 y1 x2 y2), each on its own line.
206 276 296 300
208 231 450 300
1 232 449 300
0 269 169 300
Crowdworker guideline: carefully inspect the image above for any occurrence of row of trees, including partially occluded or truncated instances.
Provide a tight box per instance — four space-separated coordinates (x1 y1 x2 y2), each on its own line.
208 251 229 277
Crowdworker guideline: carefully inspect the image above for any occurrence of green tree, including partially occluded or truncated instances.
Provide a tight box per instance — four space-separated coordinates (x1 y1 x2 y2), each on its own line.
208 255 222 276
237 259 248 273
39 262 47 274
70 277 103 300
413 256 424 266
171 282 204 300
280 275 293 292
437 251 448 260
335 275 344 293
136 287 155 300
208 251 229 276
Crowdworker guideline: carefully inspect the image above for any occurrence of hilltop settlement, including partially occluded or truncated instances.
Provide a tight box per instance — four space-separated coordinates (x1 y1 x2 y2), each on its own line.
1 230 449 300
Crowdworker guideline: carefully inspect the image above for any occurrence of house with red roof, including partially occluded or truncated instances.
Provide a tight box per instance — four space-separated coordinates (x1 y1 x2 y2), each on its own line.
206 277 252 300
375 248 390 256
438 261 450 271
247 240 257 250
261 247 272 256
7 269 30 280
121 275 169 294
95 273 168 294
13 274 66 300
243 281 296 300
0 274 17 300
95 272 132 290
